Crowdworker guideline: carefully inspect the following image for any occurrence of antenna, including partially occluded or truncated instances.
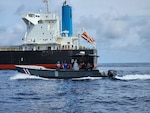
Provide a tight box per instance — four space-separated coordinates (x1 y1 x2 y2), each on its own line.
43 0 50 13
63 1 67 6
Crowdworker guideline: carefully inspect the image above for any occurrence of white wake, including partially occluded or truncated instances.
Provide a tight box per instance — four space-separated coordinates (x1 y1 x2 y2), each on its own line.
115 74 150 80
10 73 48 80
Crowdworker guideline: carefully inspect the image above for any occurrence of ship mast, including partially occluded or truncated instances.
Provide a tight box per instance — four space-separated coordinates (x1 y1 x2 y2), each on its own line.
43 0 50 13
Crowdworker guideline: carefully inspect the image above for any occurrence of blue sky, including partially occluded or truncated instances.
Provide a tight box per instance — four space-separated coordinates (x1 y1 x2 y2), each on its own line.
0 0 150 63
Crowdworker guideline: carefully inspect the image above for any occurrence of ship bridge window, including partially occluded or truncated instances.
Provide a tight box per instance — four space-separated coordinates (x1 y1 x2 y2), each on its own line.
48 47 51 50
36 15 40 17
62 45 64 49
50 21 54 23
38 20 43 24
28 14 35 17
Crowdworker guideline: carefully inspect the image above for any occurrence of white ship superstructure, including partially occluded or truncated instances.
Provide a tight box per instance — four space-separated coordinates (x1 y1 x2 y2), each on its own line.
22 0 79 51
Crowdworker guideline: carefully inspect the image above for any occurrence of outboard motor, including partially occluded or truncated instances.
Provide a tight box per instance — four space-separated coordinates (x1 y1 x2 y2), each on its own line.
107 70 117 78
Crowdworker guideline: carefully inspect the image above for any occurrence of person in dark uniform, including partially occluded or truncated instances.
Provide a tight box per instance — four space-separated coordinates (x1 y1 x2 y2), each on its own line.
63 61 68 69
79 60 86 70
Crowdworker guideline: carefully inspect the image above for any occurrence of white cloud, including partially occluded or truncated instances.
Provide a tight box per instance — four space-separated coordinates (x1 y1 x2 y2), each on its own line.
0 24 25 46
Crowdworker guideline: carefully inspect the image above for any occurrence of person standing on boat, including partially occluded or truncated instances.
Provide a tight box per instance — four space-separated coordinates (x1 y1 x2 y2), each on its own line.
56 61 61 69
73 60 79 70
79 60 86 70
86 62 93 70
63 61 68 69
71 59 75 68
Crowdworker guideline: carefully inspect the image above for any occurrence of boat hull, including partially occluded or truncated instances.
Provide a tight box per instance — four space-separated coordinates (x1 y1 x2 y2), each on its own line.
15 66 110 79
16 66 116 79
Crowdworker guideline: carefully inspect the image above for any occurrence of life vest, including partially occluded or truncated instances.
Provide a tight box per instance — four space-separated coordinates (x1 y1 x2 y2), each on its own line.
63 63 68 69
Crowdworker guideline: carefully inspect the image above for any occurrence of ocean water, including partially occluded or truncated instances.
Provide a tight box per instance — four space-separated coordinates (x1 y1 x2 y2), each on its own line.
0 63 150 113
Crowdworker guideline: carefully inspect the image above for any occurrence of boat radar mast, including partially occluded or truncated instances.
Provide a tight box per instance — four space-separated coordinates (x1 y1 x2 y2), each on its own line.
43 0 50 13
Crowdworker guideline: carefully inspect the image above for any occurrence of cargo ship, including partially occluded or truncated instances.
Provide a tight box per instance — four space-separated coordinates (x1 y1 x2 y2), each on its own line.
0 0 97 70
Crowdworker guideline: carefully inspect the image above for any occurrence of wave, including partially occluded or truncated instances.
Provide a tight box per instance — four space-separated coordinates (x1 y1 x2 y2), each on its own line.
10 73 48 80
115 74 150 80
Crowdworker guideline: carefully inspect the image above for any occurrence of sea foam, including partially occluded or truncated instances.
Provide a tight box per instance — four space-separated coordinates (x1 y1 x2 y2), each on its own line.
115 74 150 80
10 73 48 80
